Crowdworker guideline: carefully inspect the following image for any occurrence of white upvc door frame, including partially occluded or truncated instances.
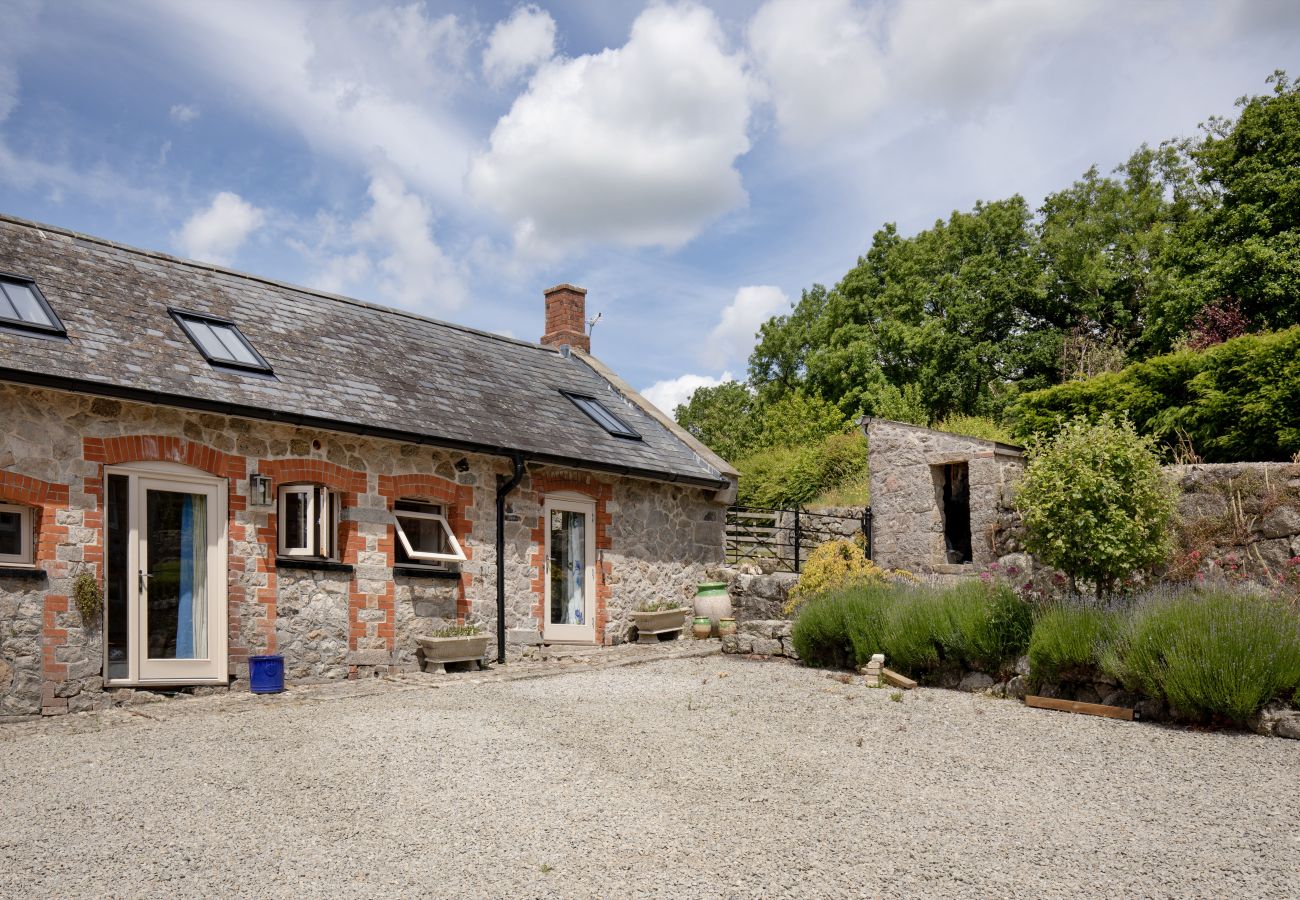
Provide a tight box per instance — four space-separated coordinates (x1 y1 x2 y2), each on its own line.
105 462 228 686
541 494 597 644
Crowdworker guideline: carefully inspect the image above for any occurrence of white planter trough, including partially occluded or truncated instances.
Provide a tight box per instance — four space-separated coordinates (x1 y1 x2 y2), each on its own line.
416 633 490 673
629 608 688 643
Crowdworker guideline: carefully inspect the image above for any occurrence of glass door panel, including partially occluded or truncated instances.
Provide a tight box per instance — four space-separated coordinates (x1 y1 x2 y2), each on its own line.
144 488 209 660
543 498 596 643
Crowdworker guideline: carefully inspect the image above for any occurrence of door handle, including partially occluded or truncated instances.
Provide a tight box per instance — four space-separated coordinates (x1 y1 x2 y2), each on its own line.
138 571 151 593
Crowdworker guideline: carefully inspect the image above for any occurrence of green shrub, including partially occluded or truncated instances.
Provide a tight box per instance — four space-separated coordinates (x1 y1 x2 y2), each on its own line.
1009 326 1300 462
1028 604 1115 682
1015 415 1177 597
933 415 1016 445
1107 590 1300 722
736 432 867 508
785 540 893 615
879 588 947 675
790 587 863 671
944 581 1032 672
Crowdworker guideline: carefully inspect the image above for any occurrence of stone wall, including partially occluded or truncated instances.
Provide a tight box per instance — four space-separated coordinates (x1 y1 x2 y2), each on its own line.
0 383 727 715
1166 463 1300 584
865 418 1024 575
775 506 870 564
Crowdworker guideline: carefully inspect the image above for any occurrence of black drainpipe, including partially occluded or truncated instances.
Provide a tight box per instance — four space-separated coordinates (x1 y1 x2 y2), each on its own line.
495 452 526 664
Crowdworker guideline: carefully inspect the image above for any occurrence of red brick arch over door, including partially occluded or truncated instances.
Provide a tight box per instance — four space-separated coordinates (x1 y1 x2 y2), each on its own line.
528 473 612 643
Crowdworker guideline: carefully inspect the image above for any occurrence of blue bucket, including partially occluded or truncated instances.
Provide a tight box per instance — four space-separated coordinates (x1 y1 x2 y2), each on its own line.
248 654 285 694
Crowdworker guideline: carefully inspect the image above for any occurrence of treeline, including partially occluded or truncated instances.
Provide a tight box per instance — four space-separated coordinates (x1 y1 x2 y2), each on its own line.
678 72 1300 468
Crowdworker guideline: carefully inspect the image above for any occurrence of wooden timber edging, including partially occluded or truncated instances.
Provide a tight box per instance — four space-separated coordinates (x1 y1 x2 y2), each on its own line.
1025 694 1135 721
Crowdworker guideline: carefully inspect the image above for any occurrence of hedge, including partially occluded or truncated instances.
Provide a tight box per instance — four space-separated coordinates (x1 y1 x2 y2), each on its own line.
1008 326 1300 462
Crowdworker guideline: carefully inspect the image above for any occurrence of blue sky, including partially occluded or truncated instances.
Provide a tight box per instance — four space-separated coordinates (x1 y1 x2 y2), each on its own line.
1 1 1297 413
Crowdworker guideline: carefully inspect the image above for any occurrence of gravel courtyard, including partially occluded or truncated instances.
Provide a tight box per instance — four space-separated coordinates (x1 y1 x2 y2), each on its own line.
1 654 1297 899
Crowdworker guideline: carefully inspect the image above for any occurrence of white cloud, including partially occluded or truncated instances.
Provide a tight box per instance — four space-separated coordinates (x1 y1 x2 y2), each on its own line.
483 5 556 87
118 1 474 201
749 0 1095 143
308 167 466 313
468 3 753 251
0 0 40 123
641 371 734 416
169 103 199 123
706 285 788 368
175 192 265 265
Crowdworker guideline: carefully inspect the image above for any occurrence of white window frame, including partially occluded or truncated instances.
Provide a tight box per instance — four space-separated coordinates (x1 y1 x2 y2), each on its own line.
393 504 466 565
0 502 34 566
277 484 340 559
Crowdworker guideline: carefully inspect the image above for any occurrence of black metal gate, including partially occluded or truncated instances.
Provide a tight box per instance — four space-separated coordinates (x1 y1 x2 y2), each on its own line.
725 505 872 573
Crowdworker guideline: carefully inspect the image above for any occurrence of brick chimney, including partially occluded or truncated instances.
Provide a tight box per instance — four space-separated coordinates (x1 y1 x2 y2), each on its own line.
540 283 589 353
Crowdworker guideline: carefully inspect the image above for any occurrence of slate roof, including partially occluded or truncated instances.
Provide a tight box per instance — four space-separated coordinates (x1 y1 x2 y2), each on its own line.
0 214 729 488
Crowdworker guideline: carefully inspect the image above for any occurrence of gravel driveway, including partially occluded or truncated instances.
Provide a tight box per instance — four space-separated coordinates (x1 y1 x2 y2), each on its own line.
1 654 1297 899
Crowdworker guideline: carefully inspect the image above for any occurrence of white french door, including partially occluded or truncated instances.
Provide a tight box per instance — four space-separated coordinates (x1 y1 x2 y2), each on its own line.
542 495 597 644
105 464 228 685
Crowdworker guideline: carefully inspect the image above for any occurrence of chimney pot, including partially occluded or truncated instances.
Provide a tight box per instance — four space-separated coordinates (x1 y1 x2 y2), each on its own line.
540 283 590 353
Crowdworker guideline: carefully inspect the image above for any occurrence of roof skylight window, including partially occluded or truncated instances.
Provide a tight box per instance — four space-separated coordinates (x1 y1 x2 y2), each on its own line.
0 274 65 335
562 391 641 440
171 309 271 373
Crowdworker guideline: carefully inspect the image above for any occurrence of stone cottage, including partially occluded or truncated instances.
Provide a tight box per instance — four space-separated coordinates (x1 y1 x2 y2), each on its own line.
0 213 735 716
864 418 1024 575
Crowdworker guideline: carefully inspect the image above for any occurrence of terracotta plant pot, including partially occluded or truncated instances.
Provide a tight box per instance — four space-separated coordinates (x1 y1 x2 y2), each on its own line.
692 616 713 640
694 581 732 636
718 617 737 638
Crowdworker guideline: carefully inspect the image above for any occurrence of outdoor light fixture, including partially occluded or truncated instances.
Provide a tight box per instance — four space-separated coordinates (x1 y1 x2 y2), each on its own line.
249 473 273 507
455 457 470 473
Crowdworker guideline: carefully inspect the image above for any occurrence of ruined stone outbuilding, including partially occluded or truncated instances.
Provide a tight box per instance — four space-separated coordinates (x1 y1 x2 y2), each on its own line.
863 418 1024 576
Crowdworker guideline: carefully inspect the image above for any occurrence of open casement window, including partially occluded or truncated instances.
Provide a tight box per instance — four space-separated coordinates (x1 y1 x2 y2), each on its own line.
277 484 341 559
0 502 34 566
393 499 465 567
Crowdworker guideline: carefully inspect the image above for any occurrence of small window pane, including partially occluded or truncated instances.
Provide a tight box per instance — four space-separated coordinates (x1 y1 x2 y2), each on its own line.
0 509 22 556
2 281 52 325
186 319 230 359
396 514 447 556
567 393 638 438
0 287 17 320
210 323 260 365
283 491 309 549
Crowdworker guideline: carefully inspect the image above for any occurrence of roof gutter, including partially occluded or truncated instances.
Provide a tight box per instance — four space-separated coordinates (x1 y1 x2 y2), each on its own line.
495 452 526 664
0 368 729 490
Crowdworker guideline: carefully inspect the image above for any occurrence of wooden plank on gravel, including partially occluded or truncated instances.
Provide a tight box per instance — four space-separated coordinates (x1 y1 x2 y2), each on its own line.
1025 695 1135 721
881 668 917 689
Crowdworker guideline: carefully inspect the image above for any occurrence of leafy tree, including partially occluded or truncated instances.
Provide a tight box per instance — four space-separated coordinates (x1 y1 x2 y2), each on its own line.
673 381 759 463
1152 71 1300 343
1015 416 1177 597
754 390 847 450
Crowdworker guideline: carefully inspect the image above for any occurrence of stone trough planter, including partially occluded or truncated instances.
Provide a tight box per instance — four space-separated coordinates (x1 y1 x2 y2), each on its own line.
416 633 490 673
629 608 688 643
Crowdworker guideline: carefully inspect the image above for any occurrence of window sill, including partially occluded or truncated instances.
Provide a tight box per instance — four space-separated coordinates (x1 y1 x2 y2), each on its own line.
0 565 44 580
275 558 354 574
393 565 461 580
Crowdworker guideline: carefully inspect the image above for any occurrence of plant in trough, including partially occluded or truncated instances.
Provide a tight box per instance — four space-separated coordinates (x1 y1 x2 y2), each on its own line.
428 624 480 638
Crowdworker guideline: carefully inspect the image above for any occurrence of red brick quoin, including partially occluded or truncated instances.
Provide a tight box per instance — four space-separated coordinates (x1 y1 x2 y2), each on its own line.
0 470 73 714
528 472 612 643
